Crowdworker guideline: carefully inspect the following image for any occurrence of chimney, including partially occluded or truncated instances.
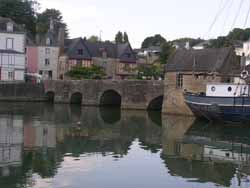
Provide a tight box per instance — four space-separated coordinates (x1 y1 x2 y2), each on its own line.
241 53 246 68
49 18 54 31
58 27 65 54
185 41 190 50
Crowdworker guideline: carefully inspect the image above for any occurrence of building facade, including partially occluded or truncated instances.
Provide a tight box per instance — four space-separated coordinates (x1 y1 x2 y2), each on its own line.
162 47 240 115
58 38 137 80
0 17 26 81
26 20 62 80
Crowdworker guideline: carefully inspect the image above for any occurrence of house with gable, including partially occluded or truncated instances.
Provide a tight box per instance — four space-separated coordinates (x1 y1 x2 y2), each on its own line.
58 38 137 80
162 47 240 115
26 20 64 80
0 17 26 81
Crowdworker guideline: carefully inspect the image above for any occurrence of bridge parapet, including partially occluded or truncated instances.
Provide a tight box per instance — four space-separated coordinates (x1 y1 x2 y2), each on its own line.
44 80 164 110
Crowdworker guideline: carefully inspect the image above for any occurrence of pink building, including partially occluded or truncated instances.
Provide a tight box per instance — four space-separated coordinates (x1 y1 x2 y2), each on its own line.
26 46 38 74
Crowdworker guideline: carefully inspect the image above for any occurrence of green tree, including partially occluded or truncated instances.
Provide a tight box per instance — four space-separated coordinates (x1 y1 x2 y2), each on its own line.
0 0 37 36
141 34 166 48
88 35 99 42
115 31 123 44
137 64 164 80
66 65 106 80
124 32 129 43
160 42 175 64
37 8 68 37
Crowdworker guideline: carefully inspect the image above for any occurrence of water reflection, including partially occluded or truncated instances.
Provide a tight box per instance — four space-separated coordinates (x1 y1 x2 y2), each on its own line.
0 103 250 187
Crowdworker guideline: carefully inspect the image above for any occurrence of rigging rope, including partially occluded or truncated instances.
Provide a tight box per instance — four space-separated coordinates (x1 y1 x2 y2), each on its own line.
244 0 250 28
231 0 245 30
220 0 234 35
205 0 231 38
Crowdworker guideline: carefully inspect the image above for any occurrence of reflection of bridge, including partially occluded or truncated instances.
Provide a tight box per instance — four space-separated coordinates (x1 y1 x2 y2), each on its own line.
44 80 164 110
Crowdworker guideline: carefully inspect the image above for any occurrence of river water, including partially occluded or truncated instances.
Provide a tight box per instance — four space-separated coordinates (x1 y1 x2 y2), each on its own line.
0 102 250 188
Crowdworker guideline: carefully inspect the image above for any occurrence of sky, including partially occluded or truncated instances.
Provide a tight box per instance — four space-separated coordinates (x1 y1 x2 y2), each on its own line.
40 0 250 48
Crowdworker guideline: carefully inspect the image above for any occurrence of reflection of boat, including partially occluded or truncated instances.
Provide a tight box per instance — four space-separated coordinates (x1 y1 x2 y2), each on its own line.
184 83 250 122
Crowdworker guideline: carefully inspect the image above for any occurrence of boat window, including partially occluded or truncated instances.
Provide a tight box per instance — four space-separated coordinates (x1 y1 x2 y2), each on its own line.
211 86 216 92
228 87 232 92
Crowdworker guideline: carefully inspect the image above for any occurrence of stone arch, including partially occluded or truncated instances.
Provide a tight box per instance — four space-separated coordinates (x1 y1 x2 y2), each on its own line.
147 95 164 111
45 91 55 102
100 90 121 107
70 92 83 104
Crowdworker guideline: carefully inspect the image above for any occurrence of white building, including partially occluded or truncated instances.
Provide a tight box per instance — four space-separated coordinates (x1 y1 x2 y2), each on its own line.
36 20 61 80
0 17 25 81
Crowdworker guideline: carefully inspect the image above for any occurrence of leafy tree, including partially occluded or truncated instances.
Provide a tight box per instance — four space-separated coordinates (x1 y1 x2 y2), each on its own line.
115 31 123 44
0 0 38 36
141 34 166 48
124 32 129 43
88 35 99 42
66 65 106 80
137 64 163 80
160 42 175 64
37 8 68 37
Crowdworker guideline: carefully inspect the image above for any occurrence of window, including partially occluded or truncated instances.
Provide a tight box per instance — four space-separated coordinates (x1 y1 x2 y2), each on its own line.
6 38 14 49
45 58 50 66
46 38 51 45
6 22 13 32
176 74 183 89
78 49 83 55
8 72 14 80
39 70 43 75
76 60 82 66
45 48 50 54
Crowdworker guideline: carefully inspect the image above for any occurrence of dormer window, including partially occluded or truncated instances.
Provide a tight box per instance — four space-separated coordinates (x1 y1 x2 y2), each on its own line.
46 38 51 46
78 49 83 55
6 22 14 32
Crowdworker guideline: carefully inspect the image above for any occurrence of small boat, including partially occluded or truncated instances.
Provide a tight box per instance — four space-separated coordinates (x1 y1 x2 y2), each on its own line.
183 81 250 123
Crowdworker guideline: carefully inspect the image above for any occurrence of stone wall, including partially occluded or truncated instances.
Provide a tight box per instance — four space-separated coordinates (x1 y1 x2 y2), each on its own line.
0 82 46 101
45 80 164 110
162 72 221 115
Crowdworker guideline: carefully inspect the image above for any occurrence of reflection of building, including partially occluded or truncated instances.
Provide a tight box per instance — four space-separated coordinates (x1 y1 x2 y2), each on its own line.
24 122 56 149
161 118 250 187
0 114 23 176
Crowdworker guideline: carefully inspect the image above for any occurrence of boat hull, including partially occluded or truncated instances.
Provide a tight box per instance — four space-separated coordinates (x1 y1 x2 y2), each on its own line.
184 93 250 123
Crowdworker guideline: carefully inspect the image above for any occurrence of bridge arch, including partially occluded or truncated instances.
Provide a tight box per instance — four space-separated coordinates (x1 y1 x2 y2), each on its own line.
100 90 121 107
45 91 55 102
70 92 83 104
147 95 164 111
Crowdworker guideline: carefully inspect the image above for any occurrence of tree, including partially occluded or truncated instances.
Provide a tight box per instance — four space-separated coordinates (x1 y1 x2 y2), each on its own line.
0 0 38 36
115 31 123 44
37 8 68 37
141 34 166 48
66 65 106 80
88 35 99 42
124 32 129 43
137 64 163 80
160 42 175 64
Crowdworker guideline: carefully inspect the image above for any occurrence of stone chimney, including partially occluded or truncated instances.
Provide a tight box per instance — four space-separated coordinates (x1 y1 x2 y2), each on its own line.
241 53 246 68
58 27 65 54
49 18 54 31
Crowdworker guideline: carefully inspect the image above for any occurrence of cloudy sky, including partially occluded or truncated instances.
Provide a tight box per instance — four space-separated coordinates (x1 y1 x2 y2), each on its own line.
40 0 250 48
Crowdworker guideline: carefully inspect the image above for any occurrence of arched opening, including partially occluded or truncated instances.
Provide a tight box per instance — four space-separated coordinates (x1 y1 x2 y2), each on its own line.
70 92 83 104
147 96 164 111
100 90 121 107
45 91 55 103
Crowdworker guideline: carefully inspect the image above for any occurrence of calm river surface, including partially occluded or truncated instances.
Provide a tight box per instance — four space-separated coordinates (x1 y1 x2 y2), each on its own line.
0 102 250 188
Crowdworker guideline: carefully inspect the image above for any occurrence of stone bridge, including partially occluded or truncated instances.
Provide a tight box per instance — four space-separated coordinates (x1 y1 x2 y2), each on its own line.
44 80 164 110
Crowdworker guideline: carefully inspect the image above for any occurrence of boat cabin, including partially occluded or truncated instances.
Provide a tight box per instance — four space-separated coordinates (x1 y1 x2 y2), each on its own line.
206 84 249 97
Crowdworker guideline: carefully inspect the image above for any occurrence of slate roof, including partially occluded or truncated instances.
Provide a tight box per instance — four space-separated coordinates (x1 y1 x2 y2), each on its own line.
0 17 25 32
166 47 237 73
64 38 136 62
